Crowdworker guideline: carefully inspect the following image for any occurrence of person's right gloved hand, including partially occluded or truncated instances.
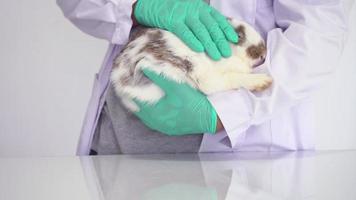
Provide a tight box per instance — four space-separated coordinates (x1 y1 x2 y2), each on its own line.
133 68 217 136
133 0 239 61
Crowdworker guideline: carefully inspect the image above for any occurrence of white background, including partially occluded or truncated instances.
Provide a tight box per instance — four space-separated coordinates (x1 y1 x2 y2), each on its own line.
0 1 355 157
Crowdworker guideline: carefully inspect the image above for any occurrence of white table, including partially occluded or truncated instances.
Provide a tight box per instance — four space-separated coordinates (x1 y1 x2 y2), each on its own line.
1 151 356 200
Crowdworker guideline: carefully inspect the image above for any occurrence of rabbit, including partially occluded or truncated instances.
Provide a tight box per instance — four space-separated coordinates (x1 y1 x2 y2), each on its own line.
111 19 272 112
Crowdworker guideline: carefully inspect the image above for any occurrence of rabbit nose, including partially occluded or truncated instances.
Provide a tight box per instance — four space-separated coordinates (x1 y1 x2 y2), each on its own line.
253 59 264 68
253 55 266 68
260 54 266 60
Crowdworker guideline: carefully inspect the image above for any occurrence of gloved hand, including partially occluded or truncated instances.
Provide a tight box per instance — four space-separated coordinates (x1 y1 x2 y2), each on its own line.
133 69 217 136
133 0 238 61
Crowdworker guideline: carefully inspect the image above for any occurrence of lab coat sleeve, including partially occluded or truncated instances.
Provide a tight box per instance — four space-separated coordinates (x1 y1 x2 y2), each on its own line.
56 0 135 45
207 0 348 146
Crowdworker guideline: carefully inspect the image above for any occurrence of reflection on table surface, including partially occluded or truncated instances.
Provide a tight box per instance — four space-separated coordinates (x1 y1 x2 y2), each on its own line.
1 151 356 200
82 151 356 200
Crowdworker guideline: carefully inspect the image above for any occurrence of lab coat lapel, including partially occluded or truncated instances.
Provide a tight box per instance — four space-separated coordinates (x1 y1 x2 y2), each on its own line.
210 0 257 24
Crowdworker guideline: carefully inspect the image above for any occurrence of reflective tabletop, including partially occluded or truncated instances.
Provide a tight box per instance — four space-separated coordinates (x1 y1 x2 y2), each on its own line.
1 151 356 200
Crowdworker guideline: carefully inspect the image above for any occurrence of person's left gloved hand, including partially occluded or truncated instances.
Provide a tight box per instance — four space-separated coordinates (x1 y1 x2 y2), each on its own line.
133 0 238 61
133 69 217 136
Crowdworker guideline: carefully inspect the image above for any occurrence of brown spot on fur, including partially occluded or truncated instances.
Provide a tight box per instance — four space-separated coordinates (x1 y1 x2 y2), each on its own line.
139 30 193 72
114 27 193 87
183 59 193 71
119 41 137 55
127 44 135 50
235 25 246 46
112 26 148 68
120 74 132 85
246 42 266 59
147 30 163 41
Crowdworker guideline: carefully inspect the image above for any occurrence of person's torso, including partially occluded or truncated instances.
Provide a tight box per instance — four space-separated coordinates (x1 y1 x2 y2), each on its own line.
96 0 314 154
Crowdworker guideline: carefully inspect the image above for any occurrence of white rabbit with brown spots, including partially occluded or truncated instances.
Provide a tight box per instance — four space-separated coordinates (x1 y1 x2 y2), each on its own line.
111 19 272 112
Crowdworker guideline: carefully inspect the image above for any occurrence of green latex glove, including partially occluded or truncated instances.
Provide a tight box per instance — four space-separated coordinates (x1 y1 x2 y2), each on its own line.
134 0 239 61
134 69 217 136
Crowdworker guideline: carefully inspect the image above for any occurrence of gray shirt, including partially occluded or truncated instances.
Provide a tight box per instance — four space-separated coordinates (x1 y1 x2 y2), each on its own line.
91 84 203 154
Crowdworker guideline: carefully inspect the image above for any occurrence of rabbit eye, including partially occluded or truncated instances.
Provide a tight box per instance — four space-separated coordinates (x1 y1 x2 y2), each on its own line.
235 25 246 45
